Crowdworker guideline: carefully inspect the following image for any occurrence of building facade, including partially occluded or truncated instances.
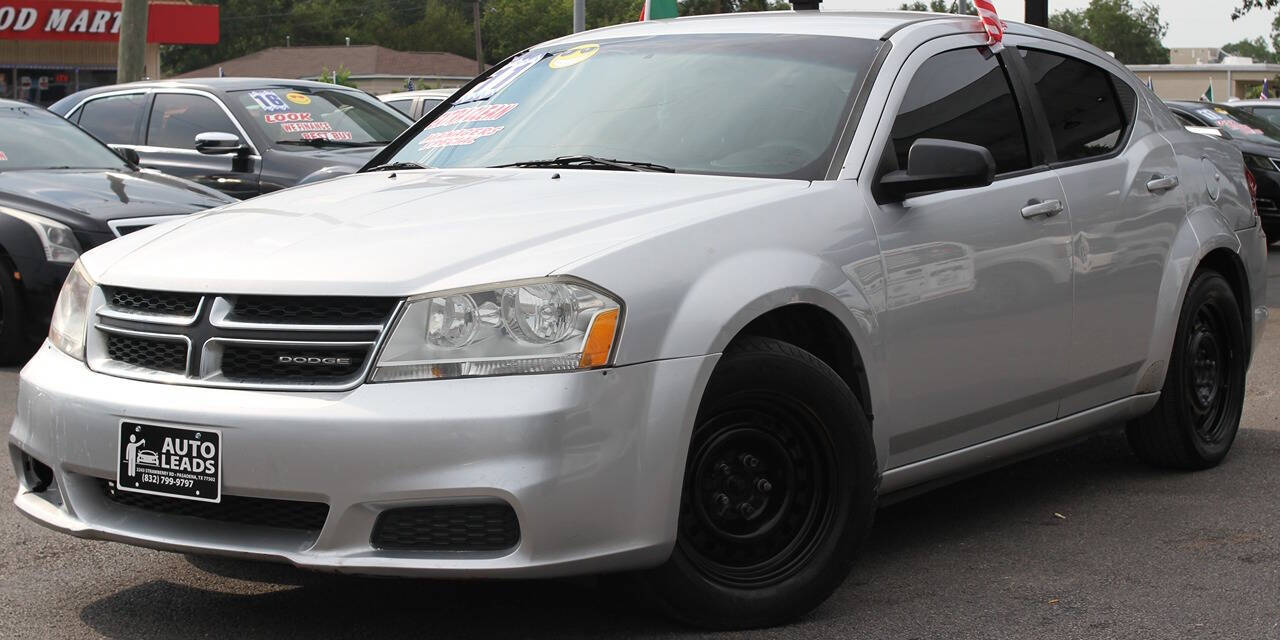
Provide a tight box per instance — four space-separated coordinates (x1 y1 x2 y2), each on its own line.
0 0 217 106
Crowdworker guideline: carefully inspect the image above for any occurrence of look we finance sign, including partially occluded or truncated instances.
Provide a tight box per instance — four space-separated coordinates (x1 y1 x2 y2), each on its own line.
0 1 218 44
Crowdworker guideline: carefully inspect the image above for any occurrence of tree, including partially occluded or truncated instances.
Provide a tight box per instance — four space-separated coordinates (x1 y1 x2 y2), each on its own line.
163 0 479 76
1235 1 1279 20
1048 0 1168 64
319 63 356 87
898 1 976 15
1223 37 1280 63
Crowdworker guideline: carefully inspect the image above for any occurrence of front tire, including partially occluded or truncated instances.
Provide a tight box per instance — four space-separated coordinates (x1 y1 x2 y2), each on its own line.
636 337 877 629
1127 269 1247 469
0 268 32 365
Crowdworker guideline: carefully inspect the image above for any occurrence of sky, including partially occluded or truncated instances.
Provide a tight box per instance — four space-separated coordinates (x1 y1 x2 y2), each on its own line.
820 0 1277 49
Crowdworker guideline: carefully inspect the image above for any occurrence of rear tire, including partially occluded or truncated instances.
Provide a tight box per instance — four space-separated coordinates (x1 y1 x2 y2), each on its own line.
1127 269 1247 469
635 337 877 630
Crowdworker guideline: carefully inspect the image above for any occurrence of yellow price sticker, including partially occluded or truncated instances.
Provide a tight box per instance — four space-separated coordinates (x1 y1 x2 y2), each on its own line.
285 92 312 105
549 44 600 69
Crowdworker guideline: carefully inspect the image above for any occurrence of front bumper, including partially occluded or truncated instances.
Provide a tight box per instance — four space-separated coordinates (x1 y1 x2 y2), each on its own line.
10 344 716 578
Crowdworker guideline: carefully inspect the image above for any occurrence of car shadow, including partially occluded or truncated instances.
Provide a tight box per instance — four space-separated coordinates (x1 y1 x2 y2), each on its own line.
77 429 1259 639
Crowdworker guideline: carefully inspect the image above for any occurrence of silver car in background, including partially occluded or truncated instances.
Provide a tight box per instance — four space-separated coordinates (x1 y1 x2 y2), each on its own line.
11 10 1266 630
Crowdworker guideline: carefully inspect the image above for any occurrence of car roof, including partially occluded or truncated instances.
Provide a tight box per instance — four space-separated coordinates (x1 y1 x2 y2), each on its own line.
538 10 958 46
0 98 41 110
378 89 456 101
62 77 362 99
1230 99 1280 107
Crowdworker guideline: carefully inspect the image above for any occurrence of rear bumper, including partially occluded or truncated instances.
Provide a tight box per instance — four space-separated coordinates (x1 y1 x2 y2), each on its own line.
10 344 717 578
1237 224 1269 358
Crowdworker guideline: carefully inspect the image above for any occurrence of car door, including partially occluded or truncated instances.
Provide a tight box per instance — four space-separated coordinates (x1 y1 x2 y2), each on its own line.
863 40 1074 468
139 91 262 199
1010 42 1186 415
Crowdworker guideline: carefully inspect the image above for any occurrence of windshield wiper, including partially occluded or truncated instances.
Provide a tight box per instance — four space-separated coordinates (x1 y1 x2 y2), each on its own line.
490 155 676 173
277 139 377 148
366 161 429 172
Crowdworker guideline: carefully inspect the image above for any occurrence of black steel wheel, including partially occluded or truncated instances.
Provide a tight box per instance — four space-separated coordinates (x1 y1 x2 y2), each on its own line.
1128 269 1247 469
635 336 876 630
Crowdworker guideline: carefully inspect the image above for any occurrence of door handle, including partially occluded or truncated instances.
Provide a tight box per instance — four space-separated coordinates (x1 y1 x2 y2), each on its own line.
1146 175 1180 193
1020 199 1064 219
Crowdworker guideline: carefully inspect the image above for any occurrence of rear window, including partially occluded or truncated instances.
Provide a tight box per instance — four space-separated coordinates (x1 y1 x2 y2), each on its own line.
1019 49 1133 162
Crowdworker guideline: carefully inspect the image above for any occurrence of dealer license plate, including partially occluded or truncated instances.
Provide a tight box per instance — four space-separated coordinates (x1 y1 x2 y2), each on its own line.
117 422 221 502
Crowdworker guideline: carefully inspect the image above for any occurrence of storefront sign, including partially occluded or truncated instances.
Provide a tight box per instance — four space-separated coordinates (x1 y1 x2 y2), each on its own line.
0 1 218 44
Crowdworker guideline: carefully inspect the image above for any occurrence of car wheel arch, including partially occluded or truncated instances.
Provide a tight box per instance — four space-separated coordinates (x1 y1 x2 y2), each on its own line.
1144 207 1249 393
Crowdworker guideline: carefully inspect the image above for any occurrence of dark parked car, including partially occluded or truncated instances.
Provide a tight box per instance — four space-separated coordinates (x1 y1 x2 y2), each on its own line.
49 78 413 199
0 99 231 362
1166 100 1280 240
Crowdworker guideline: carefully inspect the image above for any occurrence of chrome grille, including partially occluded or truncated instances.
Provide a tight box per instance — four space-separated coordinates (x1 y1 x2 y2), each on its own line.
88 290 399 390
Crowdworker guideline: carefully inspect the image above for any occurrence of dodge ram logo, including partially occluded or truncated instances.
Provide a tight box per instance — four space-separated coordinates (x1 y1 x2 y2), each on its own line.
277 356 352 366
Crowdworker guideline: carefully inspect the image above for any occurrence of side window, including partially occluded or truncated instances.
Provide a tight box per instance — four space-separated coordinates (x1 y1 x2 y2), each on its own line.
385 99 414 117
1019 49 1133 162
1173 112 1199 127
146 93 238 150
76 94 146 145
891 47 1030 174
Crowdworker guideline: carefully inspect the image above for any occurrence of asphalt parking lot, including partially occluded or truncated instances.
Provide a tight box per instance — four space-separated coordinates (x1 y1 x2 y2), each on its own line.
4 249 1280 639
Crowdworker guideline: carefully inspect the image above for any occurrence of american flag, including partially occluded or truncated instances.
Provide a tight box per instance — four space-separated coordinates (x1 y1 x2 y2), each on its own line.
973 0 1003 50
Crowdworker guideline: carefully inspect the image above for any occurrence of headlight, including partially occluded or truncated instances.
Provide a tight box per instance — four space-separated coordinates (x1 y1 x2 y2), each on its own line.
0 207 82 264
372 279 621 381
49 261 94 361
1244 153 1279 174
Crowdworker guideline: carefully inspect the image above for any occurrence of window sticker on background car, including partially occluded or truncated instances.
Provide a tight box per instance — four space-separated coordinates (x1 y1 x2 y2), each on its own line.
0 151 8 161
285 92 312 105
302 131 353 141
418 126 504 150
457 52 544 104
549 43 599 69
427 103 518 129
281 122 333 133
1220 119 1263 135
249 90 290 112
265 112 313 123
1197 108 1223 121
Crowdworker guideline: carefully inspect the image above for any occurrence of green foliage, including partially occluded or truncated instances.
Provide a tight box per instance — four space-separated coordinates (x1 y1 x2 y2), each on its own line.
679 0 788 14
1048 0 1168 64
1223 37 1280 63
163 0 481 75
319 63 355 87
1235 0 1280 20
898 1 976 15
163 0 799 75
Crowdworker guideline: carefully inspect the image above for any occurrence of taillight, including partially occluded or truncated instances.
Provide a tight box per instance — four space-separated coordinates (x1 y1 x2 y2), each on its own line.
1246 167 1260 219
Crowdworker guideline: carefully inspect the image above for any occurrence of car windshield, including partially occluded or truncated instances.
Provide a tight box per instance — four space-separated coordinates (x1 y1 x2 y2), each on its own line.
379 34 881 179
231 87 411 148
0 105 128 171
1189 103 1280 144
1245 104 1280 127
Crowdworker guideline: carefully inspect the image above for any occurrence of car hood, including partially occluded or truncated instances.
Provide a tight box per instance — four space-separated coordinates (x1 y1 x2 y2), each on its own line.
86 168 809 296
0 168 232 227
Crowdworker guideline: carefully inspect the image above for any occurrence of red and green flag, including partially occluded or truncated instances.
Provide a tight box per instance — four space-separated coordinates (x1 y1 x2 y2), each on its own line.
639 0 678 20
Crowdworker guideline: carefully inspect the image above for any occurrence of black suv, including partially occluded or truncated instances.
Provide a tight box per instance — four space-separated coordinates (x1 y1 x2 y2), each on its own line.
0 99 231 362
49 78 413 199
1166 100 1280 240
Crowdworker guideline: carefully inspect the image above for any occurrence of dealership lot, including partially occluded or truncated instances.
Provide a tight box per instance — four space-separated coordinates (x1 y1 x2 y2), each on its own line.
3 246 1280 639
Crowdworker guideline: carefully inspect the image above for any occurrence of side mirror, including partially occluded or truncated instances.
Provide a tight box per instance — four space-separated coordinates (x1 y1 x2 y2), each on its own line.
111 145 140 166
878 138 996 200
194 131 247 155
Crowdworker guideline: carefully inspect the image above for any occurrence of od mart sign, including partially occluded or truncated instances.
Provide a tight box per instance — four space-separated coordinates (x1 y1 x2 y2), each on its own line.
0 1 219 44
